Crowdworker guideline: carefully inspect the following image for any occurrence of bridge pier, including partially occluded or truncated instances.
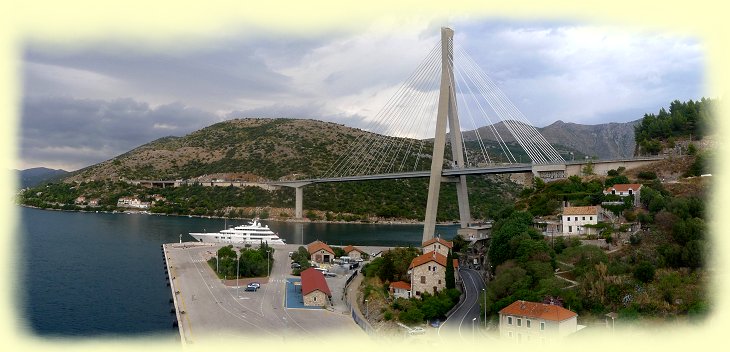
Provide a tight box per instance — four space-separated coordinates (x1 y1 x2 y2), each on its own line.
295 186 303 219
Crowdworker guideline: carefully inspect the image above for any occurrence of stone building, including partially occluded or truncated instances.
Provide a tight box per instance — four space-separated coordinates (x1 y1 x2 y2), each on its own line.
408 251 447 297
421 237 452 257
343 245 366 261
499 300 578 344
300 267 331 307
307 240 335 264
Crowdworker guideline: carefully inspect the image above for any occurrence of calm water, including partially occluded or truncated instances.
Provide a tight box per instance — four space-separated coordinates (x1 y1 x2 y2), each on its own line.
19 206 457 336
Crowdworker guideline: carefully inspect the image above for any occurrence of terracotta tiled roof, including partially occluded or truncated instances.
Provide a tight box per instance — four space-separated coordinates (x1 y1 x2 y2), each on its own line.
604 183 643 193
300 267 331 296
499 300 577 322
562 206 599 215
409 251 447 269
389 281 411 291
343 245 364 255
422 237 453 249
307 240 334 255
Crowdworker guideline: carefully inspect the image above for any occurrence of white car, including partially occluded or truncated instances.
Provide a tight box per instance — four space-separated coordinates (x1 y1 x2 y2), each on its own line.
408 327 425 335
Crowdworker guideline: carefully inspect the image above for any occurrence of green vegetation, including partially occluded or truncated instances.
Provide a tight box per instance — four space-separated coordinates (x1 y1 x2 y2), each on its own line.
634 98 715 155
207 244 274 279
19 173 520 222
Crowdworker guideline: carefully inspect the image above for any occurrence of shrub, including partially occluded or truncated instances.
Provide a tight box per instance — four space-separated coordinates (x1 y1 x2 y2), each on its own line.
633 261 656 283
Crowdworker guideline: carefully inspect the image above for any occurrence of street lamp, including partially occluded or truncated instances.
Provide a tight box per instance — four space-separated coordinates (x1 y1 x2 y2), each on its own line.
236 254 240 298
472 317 476 341
179 233 182 244
365 299 369 319
482 288 487 327
267 249 271 276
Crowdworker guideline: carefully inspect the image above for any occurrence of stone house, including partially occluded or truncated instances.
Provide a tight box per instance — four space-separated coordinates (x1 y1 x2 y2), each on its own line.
422 237 452 257
307 240 335 264
499 300 578 344
343 245 365 261
74 196 86 204
603 183 643 206
408 251 447 297
389 281 411 299
300 267 331 307
561 206 601 235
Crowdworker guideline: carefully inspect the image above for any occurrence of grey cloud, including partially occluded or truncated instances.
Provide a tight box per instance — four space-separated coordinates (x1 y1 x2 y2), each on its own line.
21 96 220 170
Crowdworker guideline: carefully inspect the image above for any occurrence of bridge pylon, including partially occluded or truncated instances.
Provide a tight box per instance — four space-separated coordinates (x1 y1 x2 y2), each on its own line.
423 27 471 242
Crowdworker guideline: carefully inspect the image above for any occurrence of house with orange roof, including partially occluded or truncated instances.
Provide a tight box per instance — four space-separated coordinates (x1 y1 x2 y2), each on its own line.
300 267 332 307
408 251 448 297
422 237 453 257
343 245 366 261
499 300 578 343
561 206 601 235
307 240 335 264
603 183 642 206
389 281 412 299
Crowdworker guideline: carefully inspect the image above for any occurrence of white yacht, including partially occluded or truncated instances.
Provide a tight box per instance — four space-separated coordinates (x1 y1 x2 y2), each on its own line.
189 219 286 245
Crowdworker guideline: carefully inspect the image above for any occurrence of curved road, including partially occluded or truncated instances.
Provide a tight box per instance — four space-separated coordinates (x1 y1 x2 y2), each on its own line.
438 268 486 342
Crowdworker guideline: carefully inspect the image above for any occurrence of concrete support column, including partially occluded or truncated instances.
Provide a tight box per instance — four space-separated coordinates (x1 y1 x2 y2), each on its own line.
295 186 303 219
423 27 471 241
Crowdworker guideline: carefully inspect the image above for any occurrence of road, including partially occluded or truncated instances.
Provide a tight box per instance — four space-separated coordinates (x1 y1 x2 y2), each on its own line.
438 268 487 342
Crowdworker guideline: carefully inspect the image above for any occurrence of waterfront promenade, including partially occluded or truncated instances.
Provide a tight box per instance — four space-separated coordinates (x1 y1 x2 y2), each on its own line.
163 241 390 344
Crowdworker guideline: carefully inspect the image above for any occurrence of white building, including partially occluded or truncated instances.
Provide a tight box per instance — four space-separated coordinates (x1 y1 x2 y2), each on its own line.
117 197 150 209
499 300 578 344
603 183 643 206
561 206 601 235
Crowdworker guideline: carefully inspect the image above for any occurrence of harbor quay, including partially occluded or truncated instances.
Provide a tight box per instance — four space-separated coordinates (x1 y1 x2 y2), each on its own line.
163 241 391 345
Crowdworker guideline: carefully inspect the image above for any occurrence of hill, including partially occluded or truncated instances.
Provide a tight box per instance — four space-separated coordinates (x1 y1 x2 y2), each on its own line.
462 119 639 159
66 118 416 182
15 167 69 189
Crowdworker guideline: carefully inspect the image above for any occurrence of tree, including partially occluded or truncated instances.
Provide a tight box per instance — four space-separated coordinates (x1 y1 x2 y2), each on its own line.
633 261 655 283
445 250 456 289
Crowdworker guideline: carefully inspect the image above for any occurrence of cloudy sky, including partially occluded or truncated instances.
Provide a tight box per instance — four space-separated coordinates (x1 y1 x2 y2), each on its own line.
19 17 706 171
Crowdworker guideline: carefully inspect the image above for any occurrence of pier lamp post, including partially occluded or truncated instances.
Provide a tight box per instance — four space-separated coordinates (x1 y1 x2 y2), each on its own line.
365 299 369 319
179 233 181 244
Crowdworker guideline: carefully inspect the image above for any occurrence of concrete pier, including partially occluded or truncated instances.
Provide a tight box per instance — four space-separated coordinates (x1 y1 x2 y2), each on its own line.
162 241 391 344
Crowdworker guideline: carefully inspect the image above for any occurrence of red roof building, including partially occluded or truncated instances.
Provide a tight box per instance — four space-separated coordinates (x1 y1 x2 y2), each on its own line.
389 281 412 299
343 245 366 260
300 267 331 307
499 300 578 343
307 240 335 263
422 237 453 257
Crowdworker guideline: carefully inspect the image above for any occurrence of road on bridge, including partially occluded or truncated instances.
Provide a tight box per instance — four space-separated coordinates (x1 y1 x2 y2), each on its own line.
438 268 488 342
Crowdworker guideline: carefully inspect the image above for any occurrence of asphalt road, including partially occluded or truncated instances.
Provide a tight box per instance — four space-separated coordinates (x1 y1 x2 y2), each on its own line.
438 268 487 342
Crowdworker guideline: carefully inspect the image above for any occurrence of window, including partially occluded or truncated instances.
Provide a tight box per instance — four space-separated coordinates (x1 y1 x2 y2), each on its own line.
438 280 441 284
582 216 585 220
629 190 633 195
508 331 513 338
427 265 431 271
508 317 513 325
420 276 426 284
517 318 522 327
540 322 545 330
527 319 531 328
590 216 593 220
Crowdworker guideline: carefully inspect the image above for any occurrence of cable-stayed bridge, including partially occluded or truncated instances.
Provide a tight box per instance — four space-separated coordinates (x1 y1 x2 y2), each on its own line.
263 27 664 242
261 27 666 243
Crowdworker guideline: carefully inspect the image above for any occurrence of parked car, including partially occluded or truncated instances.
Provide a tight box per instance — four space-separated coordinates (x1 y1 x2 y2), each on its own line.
249 282 261 289
409 327 426 335
324 272 337 277
245 283 258 291
291 262 301 269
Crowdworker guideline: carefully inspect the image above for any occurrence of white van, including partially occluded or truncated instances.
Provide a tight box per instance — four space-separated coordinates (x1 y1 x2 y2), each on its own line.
340 256 352 264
